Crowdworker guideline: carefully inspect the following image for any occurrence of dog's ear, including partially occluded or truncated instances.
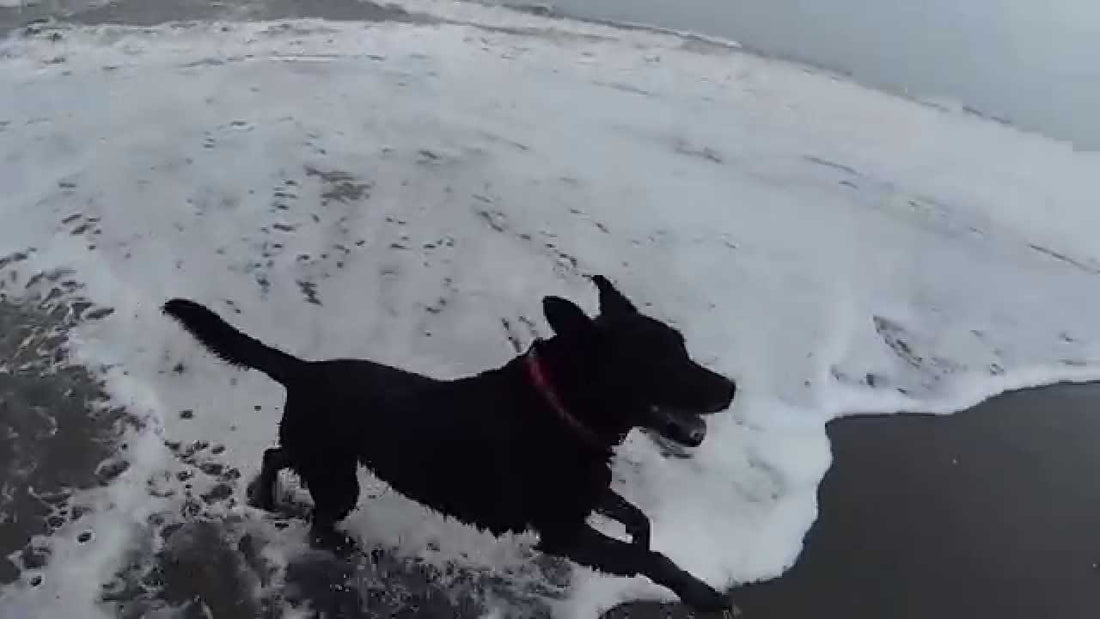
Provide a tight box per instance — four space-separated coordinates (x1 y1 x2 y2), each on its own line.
592 275 637 315
543 296 593 336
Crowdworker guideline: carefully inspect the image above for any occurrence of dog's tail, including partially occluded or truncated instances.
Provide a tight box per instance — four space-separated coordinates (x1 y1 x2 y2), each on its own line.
163 299 305 385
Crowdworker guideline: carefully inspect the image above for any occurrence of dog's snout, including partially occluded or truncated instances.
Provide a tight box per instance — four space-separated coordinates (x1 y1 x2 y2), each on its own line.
688 423 707 444
713 378 736 411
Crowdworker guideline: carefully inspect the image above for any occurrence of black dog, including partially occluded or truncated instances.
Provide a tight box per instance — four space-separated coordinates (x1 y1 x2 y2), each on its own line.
163 275 736 612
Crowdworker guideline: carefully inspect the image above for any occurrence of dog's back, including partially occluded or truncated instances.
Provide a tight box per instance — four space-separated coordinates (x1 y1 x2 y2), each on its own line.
163 299 610 535
281 358 611 536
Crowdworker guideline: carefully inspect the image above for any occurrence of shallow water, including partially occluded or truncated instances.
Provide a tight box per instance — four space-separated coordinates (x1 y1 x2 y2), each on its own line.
6 0 1097 149
0 0 416 28
498 0 1100 150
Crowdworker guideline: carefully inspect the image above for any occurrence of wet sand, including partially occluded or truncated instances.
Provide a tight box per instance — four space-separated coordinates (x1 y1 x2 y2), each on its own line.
617 383 1100 619
749 383 1100 619
0 290 130 588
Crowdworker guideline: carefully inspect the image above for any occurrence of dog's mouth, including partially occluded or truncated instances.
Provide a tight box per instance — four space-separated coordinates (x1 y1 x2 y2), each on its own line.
644 406 707 448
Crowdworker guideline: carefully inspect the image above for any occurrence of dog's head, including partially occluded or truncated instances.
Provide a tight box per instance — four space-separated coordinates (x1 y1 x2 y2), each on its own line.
541 275 735 448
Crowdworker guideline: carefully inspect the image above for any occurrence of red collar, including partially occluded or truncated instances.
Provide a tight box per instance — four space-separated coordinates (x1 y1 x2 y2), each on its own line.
525 349 608 452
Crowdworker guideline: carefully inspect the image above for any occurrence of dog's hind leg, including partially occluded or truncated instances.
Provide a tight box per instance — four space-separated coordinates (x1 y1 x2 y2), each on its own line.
299 458 360 554
539 525 735 614
247 447 290 511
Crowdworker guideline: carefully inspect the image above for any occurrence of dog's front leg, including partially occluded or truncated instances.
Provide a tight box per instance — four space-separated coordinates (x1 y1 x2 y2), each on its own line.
595 489 651 549
539 525 735 614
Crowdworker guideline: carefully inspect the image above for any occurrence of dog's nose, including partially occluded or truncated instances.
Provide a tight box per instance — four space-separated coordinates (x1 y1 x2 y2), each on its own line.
688 423 707 445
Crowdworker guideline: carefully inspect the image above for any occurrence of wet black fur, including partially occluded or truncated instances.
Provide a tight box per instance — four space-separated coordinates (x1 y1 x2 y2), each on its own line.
163 275 737 611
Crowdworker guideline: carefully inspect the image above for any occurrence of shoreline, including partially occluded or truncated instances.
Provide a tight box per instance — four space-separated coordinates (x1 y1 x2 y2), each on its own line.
616 381 1100 618
0 0 1064 152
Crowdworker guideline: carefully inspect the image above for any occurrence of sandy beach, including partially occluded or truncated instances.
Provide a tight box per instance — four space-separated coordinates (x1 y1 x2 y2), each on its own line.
746 383 1100 618
617 383 1100 618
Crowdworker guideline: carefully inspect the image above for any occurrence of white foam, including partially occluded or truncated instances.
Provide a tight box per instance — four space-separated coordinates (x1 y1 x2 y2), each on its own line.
1 6 1099 617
